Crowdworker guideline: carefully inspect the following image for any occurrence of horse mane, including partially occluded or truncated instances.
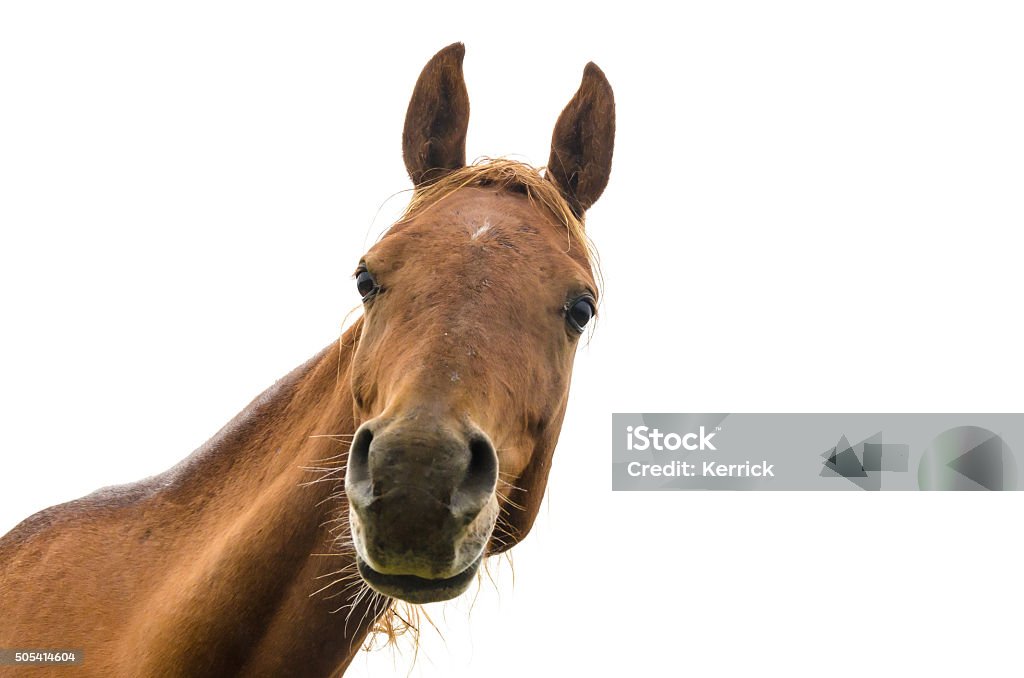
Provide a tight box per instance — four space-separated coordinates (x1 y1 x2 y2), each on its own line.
398 158 602 289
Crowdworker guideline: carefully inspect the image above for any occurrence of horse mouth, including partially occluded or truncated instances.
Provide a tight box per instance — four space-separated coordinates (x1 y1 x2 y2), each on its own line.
356 554 482 604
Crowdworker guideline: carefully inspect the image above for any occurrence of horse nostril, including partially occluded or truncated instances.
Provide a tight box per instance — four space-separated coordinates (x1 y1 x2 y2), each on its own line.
464 433 498 498
347 426 373 487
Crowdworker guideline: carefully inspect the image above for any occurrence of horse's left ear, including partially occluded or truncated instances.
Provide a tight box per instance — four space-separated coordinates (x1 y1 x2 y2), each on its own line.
402 42 470 186
546 62 616 215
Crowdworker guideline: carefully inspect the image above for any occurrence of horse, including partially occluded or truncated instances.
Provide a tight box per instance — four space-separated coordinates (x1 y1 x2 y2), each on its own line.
0 42 615 677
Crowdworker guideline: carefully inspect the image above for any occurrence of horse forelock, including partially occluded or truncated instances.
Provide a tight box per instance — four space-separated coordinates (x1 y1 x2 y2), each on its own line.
393 157 603 295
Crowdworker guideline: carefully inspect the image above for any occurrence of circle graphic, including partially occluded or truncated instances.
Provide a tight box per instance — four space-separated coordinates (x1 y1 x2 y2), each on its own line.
918 426 1017 490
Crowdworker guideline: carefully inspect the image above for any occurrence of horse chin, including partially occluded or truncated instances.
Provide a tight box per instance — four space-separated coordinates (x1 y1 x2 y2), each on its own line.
356 554 483 604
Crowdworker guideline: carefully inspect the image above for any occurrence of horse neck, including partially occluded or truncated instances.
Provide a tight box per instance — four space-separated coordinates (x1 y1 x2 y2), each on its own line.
131 319 388 675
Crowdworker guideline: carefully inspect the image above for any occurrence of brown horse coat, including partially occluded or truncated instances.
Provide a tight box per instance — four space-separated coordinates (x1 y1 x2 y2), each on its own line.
0 43 614 677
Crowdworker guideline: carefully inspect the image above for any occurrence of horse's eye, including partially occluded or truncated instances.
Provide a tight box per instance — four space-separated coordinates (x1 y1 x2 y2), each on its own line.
356 269 379 300
566 296 596 333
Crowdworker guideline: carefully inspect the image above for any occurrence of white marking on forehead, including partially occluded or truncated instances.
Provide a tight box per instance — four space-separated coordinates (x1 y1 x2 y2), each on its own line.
470 219 492 241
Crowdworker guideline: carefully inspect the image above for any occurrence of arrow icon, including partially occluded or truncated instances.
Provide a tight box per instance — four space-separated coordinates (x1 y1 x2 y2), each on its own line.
946 433 1005 490
820 433 909 490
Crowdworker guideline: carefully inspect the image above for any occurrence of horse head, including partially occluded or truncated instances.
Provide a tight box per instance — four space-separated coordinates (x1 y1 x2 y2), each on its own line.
345 43 615 603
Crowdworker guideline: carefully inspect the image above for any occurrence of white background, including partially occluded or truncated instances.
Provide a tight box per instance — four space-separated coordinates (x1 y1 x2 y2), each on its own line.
2 2 1022 676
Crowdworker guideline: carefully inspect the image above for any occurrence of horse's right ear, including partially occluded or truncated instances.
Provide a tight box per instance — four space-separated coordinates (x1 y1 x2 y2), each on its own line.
546 62 616 216
402 42 470 187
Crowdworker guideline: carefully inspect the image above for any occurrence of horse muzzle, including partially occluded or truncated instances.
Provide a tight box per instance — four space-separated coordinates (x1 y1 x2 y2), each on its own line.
345 418 499 603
